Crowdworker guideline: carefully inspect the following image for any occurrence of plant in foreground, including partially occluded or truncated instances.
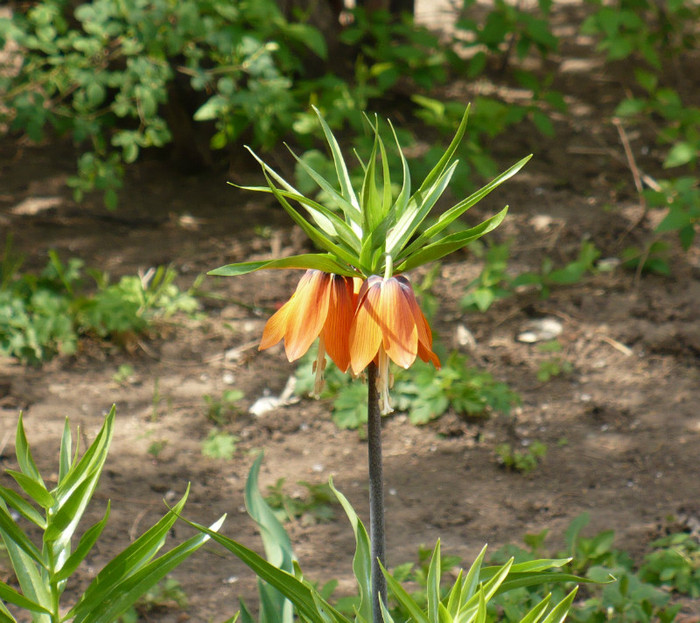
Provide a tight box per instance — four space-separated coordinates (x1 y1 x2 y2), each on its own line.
0 408 224 623
210 107 530 620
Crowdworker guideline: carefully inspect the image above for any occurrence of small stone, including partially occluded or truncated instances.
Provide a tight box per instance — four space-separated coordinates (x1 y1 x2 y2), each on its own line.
517 318 563 343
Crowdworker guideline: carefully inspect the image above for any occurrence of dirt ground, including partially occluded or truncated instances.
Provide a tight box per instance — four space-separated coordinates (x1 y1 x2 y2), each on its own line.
1 2 699 621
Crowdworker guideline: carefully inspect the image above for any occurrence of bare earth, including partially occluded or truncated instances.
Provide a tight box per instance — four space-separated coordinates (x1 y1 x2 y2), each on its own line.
1 3 699 621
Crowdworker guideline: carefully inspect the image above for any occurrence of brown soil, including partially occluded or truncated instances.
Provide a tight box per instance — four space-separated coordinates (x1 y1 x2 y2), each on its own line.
1 3 699 621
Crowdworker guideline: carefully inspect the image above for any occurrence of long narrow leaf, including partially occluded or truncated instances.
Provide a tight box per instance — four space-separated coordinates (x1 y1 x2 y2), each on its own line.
5 471 53 509
540 587 578 623
0 582 51 615
381 561 430 623
312 106 361 216
396 208 508 272
461 545 487 602
388 121 411 218
409 154 531 251
518 594 552 623
44 470 99 545
0 598 18 623
329 480 372 623
58 417 72 483
415 105 470 199
209 254 356 278
386 158 458 259
74 515 225 623
0 517 50 609
426 540 441 622
53 501 111 582
55 407 114 506
264 171 361 269
0 505 45 566
245 453 294 623
282 148 363 239
14 414 44 487
0 486 45 529
180 517 351 623
67 486 190 615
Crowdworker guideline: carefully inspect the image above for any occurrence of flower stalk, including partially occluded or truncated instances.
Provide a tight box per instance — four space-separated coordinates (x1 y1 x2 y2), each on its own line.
366 361 387 621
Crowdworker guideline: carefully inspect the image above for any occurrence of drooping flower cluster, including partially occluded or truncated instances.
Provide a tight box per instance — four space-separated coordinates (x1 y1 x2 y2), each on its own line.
259 270 439 412
209 107 529 411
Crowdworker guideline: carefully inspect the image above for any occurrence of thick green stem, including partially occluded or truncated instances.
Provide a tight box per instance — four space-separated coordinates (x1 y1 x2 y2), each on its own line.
367 361 387 622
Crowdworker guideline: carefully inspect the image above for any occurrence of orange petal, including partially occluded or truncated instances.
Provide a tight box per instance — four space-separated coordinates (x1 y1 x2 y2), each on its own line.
322 275 355 372
283 270 331 361
349 277 384 374
397 275 440 368
259 299 292 351
378 278 417 369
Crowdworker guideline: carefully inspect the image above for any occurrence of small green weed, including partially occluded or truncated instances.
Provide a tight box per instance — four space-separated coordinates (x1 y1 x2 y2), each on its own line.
203 389 244 427
265 478 336 525
147 440 168 461
536 341 573 382
0 252 199 364
112 363 135 385
295 351 520 430
201 429 238 460
461 241 601 312
495 441 547 474
640 533 700 598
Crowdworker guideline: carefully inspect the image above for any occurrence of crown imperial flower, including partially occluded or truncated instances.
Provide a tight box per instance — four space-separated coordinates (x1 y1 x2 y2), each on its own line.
209 107 529 405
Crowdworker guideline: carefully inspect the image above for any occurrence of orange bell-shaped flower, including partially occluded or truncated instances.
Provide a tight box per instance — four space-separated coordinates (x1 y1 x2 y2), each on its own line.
349 275 440 413
260 270 356 375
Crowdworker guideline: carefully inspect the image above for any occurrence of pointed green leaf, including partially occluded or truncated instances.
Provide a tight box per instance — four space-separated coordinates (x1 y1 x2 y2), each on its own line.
396 208 508 272
445 568 464 616
386 160 458 258
281 147 363 235
0 582 50 615
540 587 578 623
518 594 552 623
415 105 470 195
181 517 350 623
58 417 72 483
245 453 294 623
0 598 18 623
378 126 393 226
475 588 487 623
0 504 45 567
209 254 357 278
361 121 382 237
388 121 411 218
379 598 396 623
0 486 45 529
5 471 53 509
461 544 487 601
508 558 572 574
495 571 596 594
55 406 114 506
330 479 372 623
438 602 453 623
263 170 361 269
400 155 531 260
312 106 361 215
0 512 50 607
14 413 44 487
68 486 190 615
381 561 429 623
426 540 441 622
53 501 111 582
74 515 226 623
